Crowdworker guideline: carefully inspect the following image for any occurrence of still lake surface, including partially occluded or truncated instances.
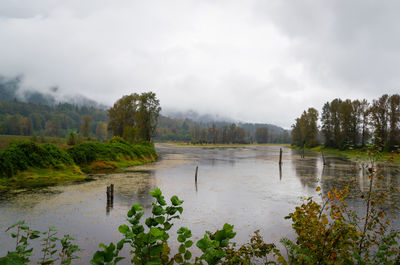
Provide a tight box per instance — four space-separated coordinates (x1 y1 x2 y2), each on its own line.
1 143 399 263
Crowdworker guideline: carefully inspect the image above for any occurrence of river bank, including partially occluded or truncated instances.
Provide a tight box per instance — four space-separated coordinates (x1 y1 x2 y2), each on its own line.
290 144 400 164
0 139 158 190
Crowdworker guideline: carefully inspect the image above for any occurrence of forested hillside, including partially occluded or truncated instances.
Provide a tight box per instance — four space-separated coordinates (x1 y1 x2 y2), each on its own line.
0 101 109 138
0 76 290 144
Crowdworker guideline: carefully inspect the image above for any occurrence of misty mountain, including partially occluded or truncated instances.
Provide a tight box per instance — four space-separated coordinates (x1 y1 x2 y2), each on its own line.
161 109 235 123
0 75 106 108
161 110 286 135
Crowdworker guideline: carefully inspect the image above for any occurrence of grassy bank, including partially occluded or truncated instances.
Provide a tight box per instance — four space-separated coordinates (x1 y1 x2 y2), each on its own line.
291 144 400 163
0 166 85 190
0 137 157 190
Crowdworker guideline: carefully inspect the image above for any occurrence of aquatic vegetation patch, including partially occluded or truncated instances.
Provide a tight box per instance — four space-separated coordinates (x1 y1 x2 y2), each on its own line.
0 166 85 190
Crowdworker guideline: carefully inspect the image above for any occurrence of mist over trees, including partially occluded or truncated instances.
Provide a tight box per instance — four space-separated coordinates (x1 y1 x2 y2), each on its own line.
292 94 400 151
0 75 290 144
0 75 106 108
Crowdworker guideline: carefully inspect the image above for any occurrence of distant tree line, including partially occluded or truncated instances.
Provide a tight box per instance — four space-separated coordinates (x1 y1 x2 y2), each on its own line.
154 116 291 144
291 94 400 151
190 123 290 144
153 116 291 144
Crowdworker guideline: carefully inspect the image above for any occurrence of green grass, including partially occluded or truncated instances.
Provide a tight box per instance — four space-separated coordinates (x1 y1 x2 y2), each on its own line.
0 166 86 190
80 156 157 173
290 144 400 164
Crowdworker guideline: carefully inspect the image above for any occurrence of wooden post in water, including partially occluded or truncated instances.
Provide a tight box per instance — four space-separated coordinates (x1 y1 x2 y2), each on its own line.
302 144 305 159
110 184 114 204
106 185 111 215
321 151 326 166
195 166 198 183
279 148 283 165
106 184 114 214
106 186 111 204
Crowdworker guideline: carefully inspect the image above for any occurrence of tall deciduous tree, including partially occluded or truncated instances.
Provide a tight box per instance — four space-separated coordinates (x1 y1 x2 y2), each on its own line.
136 92 161 141
107 92 161 142
108 93 139 137
359 99 370 147
370 94 389 147
388 94 400 150
291 108 319 148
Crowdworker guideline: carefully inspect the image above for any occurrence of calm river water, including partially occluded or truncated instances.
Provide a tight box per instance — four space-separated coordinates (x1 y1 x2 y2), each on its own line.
1 144 399 264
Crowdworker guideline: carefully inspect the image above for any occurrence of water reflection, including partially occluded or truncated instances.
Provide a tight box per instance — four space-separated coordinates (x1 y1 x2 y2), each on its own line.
113 173 156 207
292 150 319 189
106 196 113 215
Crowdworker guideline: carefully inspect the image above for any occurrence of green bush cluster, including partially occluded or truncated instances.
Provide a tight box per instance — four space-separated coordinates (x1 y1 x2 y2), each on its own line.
0 139 157 178
0 141 73 178
67 140 156 165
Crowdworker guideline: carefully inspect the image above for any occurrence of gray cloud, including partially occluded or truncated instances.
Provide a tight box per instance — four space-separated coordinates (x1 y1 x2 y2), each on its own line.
0 1 399 128
254 0 400 96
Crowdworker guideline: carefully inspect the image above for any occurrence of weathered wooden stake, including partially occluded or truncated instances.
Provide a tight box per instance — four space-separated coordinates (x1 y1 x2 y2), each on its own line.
110 184 114 203
106 186 111 204
279 164 282 181
195 166 198 183
321 151 326 166
106 184 114 214
279 148 283 164
302 144 305 159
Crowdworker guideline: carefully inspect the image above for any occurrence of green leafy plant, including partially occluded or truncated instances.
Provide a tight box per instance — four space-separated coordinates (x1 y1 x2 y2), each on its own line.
0 221 80 265
91 188 277 265
91 187 187 265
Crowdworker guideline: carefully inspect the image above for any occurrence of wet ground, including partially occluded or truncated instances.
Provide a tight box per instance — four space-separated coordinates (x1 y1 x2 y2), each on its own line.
1 143 399 263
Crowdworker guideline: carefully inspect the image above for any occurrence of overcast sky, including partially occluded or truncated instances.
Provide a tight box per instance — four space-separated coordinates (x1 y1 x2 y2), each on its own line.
1 0 399 128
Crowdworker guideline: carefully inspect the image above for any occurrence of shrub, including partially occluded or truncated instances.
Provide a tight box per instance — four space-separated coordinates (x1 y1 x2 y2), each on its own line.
0 141 73 178
67 141 156 166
